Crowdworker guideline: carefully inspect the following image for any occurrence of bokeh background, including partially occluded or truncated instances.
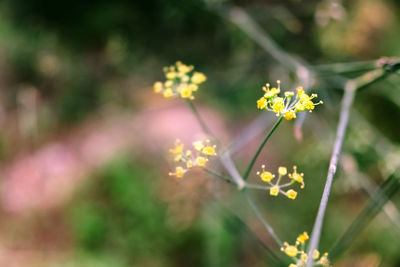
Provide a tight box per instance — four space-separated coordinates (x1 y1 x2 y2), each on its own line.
0 0 399 266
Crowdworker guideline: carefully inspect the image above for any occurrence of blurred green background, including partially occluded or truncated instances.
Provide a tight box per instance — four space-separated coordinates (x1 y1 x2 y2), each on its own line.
0 0 399 266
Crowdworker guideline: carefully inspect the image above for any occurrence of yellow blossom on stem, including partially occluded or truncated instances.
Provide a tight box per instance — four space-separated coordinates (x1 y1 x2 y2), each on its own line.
281 232 330 267
281 242 299 257
278 166 287 176
288 166 305 188
297 232 309 244
270 186 279 196
202 142 217 156
257 97 268 109
153 61 206 99
313 250 320 260
193 141 204 151
168 139 217 179
196 156 207 167
169 166 185 178
257 165 275 182
257 164 305 199
256 80 323 120
191 72 207 84
286 189 298 200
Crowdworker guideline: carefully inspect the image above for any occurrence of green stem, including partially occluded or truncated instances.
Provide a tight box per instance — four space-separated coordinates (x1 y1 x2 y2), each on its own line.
242 117 283 181
203 167 236 185
243 191 283 246
186 99 213 136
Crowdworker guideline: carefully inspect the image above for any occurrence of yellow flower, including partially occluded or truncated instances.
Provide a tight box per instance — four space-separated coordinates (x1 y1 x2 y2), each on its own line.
294 102 305 112
202 145 216 156
271 97 285 114
286 189 297 199
284 110 296 120
313 250 320 260
188 83 198 92
166 72 177 80
302 100 315 110
270 186 279 196
169 140 184 154
186 160 193 169
288 166 305 188
154 62 206 100
163 88 173 98
257 97 268 109
196 156 207 167
165 80 173 88
297 232 309 244
169 166 185 178
154 81 163 93
260 171 274 182
176 61 193 73
178 84 193 99
181 75 190 83
282 243 298 257
278 166 287 176
289 264 298 267
318 253 330 267
257 81 322 119
191 72 207 84
168 139 217 179
174 154 182 162
300 252 308 262
257 165 275 182
193 141 204 151
262 81 281 98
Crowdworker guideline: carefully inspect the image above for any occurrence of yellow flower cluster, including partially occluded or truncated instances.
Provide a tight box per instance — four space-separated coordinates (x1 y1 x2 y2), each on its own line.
168 139 217 178
257 165 305 199
282 232 331 267
257 81 323 120
153 61 207 100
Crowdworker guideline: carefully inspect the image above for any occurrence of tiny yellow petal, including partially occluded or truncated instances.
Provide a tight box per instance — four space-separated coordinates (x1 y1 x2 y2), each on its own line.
166 72 177 79
286 189 297 200
270 186 279 196
284 110 296 120
284 245 298 257
313 249 320 260
191 72 207 84
297 232 309 244
278 166 287 176
202 146 216 156
196 156 207 167
163 88 173 98
193 141 204 151
153 81 163 93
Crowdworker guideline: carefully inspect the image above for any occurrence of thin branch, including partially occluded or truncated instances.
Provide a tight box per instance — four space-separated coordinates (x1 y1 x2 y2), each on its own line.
186 99 213 137
185 100 246 188
203 167 237 185
243 191 283 246
242 117 283 181
244 183 270 190
305 81 356 266
306 66 391 266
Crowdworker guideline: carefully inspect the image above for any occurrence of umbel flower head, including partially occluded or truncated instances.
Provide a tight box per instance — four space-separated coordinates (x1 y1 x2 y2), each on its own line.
168 139 216 178
281 232 331 267
154 61 207 100
257 81 323 120
257 165 305 199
